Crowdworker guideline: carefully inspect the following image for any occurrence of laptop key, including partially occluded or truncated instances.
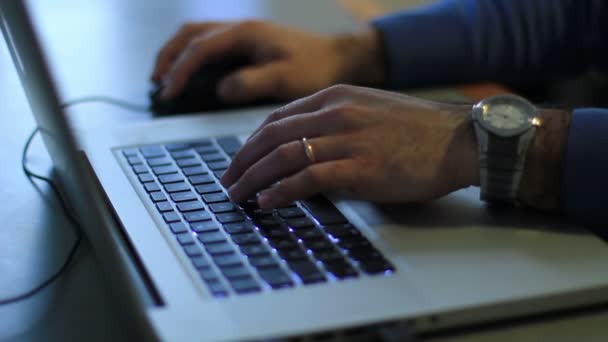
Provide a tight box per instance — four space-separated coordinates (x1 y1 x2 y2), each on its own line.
249 255 279 268
140 145 165 158
122 148 138 157
277 207 305 219
191 139 213 147
205 242 234 255
201 153 225 162
301 195 348 225
207 160 230 171
132 165 148 174
195 184 222 194
127 156 143 165
217 212 246 224
138 172 154 183
202 193 229 204
191 220 220 233
182 166 208 176
165 182 191 193
144 182 161 193
198 231 227 244
255 216 282 228
210 202 235 213
314 249 344 262
213 253 243 267
216 136 242 156
158 173 185 184
188 174 215 185
152 165 179 175
288 260 326 284
229 276 261 294
231 233 260 245
156 201 173 212
240 243 270 257
170 191 197 202
294 228 324 240
147 157 172 167
224 222 254 234
164 142 190 152
200 268 219 282
149 191 167 202
221 265 251 279
191 256 210 269
177 158 202 168
287 217 315 230
163 211 181 223
359 259 395 275
170 150 196 159
325 260 358 279
278 247 308 261
323 224 361 239
184 244 203 257
258 267 293 288
347 248 383 262
195 146 219 155
169 222 188 234
305 238 334 252
206 280 228 297
183 210 211 222
337 237 372 251
176 200 205 212
269 236 298 250
176 233 195 245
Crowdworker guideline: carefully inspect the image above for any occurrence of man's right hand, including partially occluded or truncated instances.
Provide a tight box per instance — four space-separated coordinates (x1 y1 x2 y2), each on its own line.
151 20 387 103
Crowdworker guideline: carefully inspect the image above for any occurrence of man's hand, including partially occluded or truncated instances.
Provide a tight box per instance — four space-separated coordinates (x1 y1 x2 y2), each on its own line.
151 21 386 103
220 85 479 208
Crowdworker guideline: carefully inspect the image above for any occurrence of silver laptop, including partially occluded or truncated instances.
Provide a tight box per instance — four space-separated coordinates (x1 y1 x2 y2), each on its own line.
3 0 608 340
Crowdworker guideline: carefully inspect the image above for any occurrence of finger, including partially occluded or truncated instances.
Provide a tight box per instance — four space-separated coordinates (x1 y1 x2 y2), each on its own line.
217 62 290 103
151 22 222 82
227 136 350 203
248 84 347 139
161 26 249 99
221 107 354 187
257 160 357 208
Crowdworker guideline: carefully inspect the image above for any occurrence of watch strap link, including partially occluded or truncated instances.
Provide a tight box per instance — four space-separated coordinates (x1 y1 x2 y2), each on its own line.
476 125 535 203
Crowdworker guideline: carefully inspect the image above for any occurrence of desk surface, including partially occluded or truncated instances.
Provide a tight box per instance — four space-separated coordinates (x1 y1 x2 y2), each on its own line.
0 1 606 341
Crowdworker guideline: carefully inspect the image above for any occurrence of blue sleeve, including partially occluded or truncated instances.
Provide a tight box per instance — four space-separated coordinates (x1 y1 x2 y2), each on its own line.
371 0 608 89
563 109 608 226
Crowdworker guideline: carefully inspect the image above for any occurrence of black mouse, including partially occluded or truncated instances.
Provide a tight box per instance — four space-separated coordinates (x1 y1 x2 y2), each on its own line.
150 57 276 115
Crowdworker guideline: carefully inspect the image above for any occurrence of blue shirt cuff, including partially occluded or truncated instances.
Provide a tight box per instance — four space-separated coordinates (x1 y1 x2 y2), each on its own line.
371 0 473 89
562 108 608 226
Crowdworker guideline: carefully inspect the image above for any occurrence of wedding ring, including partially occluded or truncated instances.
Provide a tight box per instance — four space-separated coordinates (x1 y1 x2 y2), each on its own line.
301 137 316 164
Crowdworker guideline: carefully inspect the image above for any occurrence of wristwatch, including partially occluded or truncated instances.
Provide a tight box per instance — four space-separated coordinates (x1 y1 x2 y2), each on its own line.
471 94 540 204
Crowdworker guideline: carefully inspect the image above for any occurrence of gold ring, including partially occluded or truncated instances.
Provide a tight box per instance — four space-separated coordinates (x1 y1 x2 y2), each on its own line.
301 137 316 164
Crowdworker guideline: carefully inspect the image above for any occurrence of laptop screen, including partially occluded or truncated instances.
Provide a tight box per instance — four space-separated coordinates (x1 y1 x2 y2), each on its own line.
0 0 81 185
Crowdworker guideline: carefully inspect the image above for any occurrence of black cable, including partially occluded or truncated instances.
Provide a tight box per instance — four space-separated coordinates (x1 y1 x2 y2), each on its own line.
0 96 149 306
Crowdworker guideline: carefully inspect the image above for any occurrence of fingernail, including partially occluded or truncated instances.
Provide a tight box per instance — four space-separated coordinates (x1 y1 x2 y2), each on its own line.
160 77 172 99
257 192 272 208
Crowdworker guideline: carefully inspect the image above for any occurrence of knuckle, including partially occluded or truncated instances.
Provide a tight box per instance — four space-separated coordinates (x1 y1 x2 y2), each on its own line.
258 122 280 142
303 167 323 187
325 84 352 96
238 19 263 31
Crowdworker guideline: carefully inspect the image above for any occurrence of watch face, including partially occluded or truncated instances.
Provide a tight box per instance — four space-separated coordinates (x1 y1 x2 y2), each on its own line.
473 95 537 137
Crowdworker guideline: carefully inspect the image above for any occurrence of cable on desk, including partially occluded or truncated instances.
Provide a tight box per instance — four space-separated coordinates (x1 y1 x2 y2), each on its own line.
0 96 149 306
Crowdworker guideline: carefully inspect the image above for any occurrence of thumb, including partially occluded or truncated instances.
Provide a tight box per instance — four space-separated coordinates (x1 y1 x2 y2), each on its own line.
217 62 290 103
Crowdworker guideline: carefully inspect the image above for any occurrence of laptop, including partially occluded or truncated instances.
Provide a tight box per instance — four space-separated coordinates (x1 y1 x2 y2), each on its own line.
3 0 608 340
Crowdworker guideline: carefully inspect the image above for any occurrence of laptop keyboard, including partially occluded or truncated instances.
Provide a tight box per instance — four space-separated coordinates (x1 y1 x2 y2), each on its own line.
121 136 394 298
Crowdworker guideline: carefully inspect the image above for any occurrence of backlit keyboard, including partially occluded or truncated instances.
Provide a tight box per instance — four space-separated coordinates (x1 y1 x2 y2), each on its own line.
121 136 394 297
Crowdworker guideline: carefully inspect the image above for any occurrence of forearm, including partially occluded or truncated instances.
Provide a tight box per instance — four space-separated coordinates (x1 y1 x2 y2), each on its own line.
371 0 607 89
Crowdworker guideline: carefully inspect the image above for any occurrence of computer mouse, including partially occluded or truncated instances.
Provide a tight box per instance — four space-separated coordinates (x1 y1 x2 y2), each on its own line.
149 57 276 115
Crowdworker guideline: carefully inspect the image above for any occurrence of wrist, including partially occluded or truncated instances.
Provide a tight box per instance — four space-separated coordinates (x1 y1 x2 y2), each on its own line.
517 108 572 211
333 27 387 86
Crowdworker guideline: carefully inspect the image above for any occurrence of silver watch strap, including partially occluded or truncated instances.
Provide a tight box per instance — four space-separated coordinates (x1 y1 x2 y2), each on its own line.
476 126 535 203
